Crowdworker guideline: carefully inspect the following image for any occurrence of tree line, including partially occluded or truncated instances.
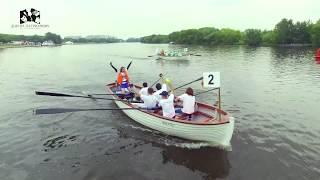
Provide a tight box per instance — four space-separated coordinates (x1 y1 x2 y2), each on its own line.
141 18 320 46
63 37 121 43
0 32 62 44
0 33 122 44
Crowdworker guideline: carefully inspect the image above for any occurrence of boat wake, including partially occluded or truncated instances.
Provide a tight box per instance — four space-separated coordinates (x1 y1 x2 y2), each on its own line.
164 141 232 151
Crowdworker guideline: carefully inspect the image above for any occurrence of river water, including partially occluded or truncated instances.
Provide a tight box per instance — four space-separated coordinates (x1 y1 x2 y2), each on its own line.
0 43 319 180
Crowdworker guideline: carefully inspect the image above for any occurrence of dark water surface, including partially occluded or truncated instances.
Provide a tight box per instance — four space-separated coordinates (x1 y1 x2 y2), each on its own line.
0 43 319 180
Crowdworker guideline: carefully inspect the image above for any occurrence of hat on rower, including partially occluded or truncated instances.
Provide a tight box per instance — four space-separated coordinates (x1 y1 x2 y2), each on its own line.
159 91 168 96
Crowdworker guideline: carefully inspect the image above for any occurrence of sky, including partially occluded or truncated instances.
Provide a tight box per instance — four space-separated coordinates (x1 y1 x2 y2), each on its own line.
1 0 319 39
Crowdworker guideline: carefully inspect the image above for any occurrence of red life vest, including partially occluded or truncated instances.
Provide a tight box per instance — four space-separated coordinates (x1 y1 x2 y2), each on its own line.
117 71 129 85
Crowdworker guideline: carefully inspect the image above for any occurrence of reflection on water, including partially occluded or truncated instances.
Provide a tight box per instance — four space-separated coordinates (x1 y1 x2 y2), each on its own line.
0 43 320 180
160 146 230 179
155 58 190 67
43 135 78 151
271 46 314 59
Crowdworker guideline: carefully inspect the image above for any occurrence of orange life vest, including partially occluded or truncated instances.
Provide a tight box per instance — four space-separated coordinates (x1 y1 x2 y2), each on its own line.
117 71 129 85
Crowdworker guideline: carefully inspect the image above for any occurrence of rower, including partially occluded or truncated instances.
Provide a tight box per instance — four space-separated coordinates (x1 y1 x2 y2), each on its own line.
175 87 195 120
154 82 167 100
158 91 175 118
134 87 158 110
139 82 149 96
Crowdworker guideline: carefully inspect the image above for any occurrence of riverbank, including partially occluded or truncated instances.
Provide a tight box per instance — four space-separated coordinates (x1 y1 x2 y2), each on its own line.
0 44 65 49
0 44 41 49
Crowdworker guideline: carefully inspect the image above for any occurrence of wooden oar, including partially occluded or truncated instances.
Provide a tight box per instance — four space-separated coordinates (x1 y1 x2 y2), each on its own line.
150 73 165 87
35 91 141 103
189 54 202 56
34 107 144 115
195 88 219 96
82 92 132 96
172 77 203 91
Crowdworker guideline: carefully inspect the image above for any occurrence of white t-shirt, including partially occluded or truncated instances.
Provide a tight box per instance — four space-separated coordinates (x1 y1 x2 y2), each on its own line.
178 94 195 114
141 94 158 109
154 84 168 100
158 94 175 118
139 87 148 96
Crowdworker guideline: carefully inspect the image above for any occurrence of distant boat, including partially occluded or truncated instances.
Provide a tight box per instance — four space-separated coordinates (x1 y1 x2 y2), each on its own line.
64 41 74 45
42 40 55 46
156 48 189 60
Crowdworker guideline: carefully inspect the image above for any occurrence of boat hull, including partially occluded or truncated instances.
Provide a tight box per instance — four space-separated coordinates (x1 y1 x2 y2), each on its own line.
113 98 235 147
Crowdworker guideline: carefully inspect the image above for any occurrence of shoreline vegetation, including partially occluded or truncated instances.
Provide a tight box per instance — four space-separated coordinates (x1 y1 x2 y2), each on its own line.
0 32 124 49
141 18 320 47
1 18 319 50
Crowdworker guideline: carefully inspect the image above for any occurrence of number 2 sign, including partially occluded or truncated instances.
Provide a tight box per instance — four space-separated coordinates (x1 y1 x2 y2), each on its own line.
203 72 220 88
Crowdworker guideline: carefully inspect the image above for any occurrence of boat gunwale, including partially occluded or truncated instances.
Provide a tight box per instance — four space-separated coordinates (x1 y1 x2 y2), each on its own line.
106 83 231 126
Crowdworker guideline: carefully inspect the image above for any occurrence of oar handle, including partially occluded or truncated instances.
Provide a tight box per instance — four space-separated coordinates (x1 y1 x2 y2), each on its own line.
35 91 141 103
194 87 219 96
35 107 149 115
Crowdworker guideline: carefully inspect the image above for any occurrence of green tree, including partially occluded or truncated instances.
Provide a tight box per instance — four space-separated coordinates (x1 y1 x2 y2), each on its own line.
215 28 241 45
274 18 295 44
310 20 320 46
261 30 276 45
198 27 219 45
244 29 262 46
292 21 312 44
141 34 169 43
168 29 201 44
44 32 62 44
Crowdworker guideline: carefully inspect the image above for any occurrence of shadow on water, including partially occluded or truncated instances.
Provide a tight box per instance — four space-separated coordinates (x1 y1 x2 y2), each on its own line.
155 58 190 67
159 145 230 179
115 118 230 179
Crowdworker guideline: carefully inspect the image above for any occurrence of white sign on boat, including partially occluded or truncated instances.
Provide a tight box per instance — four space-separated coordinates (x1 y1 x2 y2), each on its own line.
203 72 220 88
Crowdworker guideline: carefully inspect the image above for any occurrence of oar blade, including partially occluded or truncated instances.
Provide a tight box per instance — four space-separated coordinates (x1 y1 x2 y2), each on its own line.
34 108 85 115
35 91 74 97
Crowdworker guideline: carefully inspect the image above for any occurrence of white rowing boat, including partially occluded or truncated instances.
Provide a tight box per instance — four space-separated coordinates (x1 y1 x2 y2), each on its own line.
106 83 235 147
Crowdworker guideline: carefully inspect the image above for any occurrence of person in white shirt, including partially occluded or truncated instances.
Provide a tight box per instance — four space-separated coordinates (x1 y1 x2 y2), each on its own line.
154 83 168 100
139 82 149 96
175 87 195 120
158 91 175 118
136 87 158 110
